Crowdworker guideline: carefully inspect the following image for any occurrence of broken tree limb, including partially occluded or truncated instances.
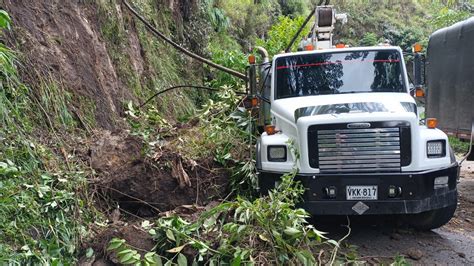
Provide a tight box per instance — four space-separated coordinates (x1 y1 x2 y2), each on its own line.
171 157 192 189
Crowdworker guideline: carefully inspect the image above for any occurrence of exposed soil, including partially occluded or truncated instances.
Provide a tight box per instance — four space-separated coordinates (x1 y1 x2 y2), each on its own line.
83 144 474 265
4 0 128 129
3 0 203 130
79 129 229 264
90 130 229 216
79 222 156 265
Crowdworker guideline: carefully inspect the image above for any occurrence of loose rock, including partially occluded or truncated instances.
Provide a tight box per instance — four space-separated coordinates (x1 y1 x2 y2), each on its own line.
407 249 424 260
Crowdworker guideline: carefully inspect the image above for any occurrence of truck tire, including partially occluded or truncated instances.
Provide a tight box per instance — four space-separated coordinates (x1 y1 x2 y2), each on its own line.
410 203 457 231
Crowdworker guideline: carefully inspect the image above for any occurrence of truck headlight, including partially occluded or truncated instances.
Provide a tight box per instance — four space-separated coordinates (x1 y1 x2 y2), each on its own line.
267 145 287 162
427 140 446 158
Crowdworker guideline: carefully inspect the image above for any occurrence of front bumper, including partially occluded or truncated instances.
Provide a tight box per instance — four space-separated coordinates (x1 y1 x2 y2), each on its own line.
258 163 459 215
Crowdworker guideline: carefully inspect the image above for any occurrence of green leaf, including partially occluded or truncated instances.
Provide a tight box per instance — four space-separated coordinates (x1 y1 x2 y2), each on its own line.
230 256 241 266
295 251 307 265
144 252 159 264
237 225 246 234
107 238 125 250
283 227 301 236
166 229 176 241
118 249 135 263
86 247 94 258
177 254 187 266
0 10 11 30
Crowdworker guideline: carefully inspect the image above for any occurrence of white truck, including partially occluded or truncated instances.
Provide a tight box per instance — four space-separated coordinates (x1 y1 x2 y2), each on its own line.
248 4 473 230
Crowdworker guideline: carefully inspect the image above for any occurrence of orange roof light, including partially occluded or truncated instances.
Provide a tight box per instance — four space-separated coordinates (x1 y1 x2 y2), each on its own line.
304 44 314 51
427 118 438 129
336 43 345 48
413 43 422 53
248 54 256 64
265 125 277 135
415 87 425 97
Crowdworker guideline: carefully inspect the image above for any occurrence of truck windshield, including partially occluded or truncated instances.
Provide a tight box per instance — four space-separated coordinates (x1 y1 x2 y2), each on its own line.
275 50 405 99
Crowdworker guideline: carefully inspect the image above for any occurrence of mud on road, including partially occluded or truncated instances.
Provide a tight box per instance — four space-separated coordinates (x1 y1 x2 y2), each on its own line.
317 161 474 264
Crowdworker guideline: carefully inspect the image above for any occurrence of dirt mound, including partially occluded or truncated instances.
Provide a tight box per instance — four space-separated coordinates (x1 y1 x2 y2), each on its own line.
90 131 228 216
80 223 154 265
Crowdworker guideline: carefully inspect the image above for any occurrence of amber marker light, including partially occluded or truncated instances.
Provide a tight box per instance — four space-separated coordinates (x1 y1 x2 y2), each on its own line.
413 43 422 53
248 54 256 64
304 44 314 51
265 125 276 135
336 43 345 48
427 118 438 129
415 88 425 97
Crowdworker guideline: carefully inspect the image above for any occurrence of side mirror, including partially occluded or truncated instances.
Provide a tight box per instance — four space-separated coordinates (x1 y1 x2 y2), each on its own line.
412 43 425 95
413 52 425 88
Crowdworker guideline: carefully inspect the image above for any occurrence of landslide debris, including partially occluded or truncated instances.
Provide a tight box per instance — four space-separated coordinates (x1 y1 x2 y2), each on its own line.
89 130 228 216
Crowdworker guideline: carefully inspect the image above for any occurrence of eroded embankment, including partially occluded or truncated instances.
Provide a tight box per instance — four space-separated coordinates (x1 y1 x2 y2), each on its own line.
78 128 229 263
89 130 229 216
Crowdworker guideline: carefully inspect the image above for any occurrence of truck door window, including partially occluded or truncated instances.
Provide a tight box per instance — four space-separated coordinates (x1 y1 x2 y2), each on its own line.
275 50 405 99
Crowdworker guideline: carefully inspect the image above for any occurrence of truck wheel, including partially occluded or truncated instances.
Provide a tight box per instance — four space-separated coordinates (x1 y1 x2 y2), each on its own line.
410 203 457 231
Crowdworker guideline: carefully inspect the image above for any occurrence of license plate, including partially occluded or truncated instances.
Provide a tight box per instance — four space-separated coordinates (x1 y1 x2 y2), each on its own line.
346 186 378 200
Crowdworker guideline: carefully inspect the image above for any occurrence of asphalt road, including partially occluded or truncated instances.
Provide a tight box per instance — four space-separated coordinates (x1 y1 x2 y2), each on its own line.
314 161 474 264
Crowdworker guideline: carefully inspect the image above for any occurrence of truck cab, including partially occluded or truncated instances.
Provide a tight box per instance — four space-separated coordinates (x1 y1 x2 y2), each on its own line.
255 45 460 230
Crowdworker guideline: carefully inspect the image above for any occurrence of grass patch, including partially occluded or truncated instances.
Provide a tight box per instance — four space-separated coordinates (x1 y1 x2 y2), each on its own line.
0 11 97 263
95 0 207 121
0 137 93 263
449 136 470 155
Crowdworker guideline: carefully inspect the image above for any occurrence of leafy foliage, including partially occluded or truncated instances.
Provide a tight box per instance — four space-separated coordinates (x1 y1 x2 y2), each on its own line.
108 169 335 265
0 9 96 264
208 48 248 89
203 0 230 31
278 0 311 17
360 32 381 46
431 5 472 28
107 238 163 265
255 15 312 56
449 136 470 154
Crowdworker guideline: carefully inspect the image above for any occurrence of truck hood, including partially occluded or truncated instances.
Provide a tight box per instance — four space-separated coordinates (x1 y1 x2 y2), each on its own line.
272 93 416 124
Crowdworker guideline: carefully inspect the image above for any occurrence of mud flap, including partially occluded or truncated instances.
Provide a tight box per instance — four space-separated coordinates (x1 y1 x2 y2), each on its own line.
468 145 474 161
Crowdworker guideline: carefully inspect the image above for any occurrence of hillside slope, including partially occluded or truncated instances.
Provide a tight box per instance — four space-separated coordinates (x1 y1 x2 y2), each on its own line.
4 0 207 129
1 0 473 264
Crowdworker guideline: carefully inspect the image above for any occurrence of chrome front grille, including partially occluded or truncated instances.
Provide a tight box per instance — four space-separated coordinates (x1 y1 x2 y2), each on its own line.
316 128 402 173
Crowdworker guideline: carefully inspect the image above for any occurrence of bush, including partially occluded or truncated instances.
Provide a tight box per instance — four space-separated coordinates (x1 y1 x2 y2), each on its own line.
108 170 337 265
360 32 380 46
256 15 311 56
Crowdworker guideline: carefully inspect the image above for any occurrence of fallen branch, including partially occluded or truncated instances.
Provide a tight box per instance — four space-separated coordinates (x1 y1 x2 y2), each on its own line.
329 216 352 265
